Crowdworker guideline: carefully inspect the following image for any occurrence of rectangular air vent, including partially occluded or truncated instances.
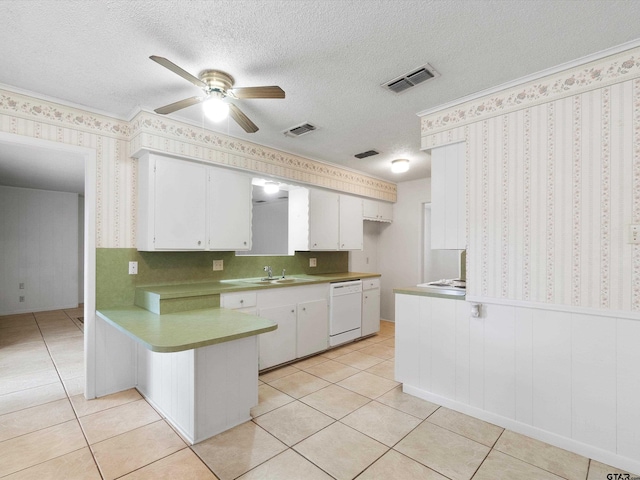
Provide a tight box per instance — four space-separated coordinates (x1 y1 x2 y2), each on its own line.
382 63 438 94
284 123 317 137
354 150 380 159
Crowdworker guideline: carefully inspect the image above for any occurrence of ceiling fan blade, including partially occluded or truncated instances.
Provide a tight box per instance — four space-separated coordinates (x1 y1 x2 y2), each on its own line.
229 104 259 133
230 86 285 99
154 96 203 115
150 55 207 89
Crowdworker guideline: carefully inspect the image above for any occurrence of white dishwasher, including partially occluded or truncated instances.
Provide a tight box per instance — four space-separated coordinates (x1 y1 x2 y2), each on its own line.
329 280 362 346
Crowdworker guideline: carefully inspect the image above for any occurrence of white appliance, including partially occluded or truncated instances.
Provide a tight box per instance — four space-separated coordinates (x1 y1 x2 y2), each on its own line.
329 279 362 346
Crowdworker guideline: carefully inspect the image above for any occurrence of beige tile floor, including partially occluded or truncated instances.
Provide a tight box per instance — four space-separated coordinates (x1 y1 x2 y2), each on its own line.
0 310 634 479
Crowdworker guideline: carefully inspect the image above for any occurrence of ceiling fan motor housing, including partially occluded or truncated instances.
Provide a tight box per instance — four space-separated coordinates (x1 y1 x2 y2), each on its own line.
199 70 234 93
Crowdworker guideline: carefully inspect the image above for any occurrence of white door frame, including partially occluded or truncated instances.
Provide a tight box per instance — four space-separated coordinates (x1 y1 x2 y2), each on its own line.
0 132 98 399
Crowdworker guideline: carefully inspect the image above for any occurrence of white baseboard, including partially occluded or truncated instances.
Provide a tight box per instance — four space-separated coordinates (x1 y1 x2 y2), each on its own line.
403 384 640 475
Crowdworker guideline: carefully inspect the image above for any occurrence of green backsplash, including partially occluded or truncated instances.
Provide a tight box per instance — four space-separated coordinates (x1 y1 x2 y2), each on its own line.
96 249 348 308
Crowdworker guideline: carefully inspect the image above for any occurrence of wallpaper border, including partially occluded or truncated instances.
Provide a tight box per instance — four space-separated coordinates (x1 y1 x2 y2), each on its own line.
0 89 396 202
420 45 640 139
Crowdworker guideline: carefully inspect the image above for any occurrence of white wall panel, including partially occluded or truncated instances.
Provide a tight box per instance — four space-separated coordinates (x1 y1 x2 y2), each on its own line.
417 296 433 392
514 307 533 424
483 303 516 419
532 310 572 437
571 313 616 451
394 294 420 385
617 318 640 459
455 302 470 403
469 314 484 409
430 297 456 398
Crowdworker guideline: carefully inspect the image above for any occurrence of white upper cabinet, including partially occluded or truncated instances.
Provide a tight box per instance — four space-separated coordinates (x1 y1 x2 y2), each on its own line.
338 194 364 250
430 142 466 250
137 152 252 251
207 168 252 251
308 189 340 250
289 187 363 251
363 199 393 222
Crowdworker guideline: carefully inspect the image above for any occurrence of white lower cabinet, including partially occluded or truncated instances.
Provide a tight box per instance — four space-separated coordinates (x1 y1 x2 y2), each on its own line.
256 304 297 369
362 285 381 337
255 284 329 370
297 299 329 357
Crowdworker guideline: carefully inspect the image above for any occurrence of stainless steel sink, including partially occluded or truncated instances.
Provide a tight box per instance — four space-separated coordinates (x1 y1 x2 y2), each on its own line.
238 277 313 285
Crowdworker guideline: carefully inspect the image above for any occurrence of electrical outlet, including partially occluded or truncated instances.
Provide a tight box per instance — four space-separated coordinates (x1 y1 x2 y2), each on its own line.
630 225 640 244
19 296 25 302
19 283 24 289
309 258 317 267
213 260 224 271
128 261 138 275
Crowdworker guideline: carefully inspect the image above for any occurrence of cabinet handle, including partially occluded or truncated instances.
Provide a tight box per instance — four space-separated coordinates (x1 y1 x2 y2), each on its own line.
341 244 344 248
303 307 306 311
240 299 244 304
291 309 294 313
197 240 201 245
243 241 247 245
313 243 317 247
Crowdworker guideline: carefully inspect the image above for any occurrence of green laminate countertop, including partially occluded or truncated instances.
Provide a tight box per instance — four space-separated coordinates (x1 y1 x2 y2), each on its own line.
96 306 277 353
136 272 381 300
394 286 466 300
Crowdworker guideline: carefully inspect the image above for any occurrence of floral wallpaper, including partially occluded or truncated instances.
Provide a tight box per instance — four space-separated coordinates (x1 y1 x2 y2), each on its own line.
421 46 640 313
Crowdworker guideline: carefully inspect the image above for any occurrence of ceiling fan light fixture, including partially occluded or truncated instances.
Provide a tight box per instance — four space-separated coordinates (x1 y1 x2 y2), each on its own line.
263 181 280 194
202 96 229 122
391 158 410 173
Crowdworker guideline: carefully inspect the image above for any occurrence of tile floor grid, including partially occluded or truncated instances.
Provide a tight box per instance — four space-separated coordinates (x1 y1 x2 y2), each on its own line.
0 312 634 480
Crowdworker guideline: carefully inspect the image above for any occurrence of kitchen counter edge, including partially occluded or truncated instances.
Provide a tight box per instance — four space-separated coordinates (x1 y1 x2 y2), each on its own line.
394 286 466 300
96 306 277 353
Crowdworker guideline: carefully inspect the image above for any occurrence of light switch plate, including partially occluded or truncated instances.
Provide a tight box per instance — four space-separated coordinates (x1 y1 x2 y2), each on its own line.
213 260 224 271
128 261 138 275
309 258 317 267
630 225 640 244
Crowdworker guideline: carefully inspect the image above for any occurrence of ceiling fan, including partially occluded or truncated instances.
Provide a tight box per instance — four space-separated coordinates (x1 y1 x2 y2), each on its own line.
149 55 285 133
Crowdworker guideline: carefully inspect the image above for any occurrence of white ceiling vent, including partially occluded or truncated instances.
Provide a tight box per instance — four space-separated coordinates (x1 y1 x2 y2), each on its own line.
284 122 317 137
382 64 439 94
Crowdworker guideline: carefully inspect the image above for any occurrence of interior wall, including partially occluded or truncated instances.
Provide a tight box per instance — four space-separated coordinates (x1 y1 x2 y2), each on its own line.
378 178 430 321
348 221 381 273
78 195 84 303
0 185 78 315
242 200 289 256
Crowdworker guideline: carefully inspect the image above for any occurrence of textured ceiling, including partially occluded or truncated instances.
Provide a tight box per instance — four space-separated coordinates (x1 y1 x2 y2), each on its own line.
1 0 640 184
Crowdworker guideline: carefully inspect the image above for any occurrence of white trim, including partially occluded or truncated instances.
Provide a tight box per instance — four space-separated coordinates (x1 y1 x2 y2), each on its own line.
402 384 640 475
417 38 640 118
0 132 97 399
464 295 640 321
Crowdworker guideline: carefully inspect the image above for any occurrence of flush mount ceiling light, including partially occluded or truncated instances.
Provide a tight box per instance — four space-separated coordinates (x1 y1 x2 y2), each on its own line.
391 158 410 173
263 181 280 194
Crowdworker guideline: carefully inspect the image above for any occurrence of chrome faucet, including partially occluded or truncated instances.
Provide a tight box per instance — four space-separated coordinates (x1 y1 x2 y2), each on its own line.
263 265 273 280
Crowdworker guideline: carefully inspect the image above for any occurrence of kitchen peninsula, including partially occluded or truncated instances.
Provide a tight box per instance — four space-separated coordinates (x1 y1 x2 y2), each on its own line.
96 271 381 444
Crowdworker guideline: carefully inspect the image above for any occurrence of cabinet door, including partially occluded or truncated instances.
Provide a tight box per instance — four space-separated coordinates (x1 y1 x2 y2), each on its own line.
258 305 297 370
208 168 252 250
362 199 379 220
338 194 363 250
297 299 328 357
378 202 393 222
431 142 466 249
362 288 380 336
308 189 339 250
154 156 207 250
